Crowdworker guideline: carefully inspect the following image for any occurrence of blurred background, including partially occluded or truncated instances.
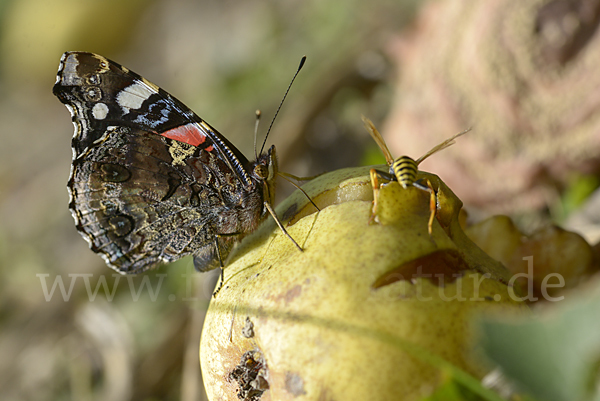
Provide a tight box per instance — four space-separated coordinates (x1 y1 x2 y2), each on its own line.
2 0 600 400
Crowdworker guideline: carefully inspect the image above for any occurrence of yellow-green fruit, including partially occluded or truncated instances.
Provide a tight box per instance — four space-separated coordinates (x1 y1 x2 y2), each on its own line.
200 166 527 401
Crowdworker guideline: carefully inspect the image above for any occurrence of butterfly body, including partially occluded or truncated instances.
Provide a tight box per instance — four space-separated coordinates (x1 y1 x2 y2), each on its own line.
54 52 276 274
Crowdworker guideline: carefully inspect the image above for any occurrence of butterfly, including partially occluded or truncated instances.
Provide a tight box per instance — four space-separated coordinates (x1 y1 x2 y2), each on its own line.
53 51 303 275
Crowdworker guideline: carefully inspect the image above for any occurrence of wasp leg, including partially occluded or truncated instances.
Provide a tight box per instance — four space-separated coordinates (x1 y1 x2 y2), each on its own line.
369 169 396 224
413 179 437 236
369 168 381 224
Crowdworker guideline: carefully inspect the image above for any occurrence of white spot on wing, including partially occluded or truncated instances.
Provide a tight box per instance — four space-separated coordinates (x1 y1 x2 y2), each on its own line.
58 53 81 86
117 81 156 114
132 98 171 128
92 103 109 120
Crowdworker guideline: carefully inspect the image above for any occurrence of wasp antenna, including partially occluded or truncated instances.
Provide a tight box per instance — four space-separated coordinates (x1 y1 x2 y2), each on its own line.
253 110 262 160
362 115 394 165
259 56 307 155
415 127 471 165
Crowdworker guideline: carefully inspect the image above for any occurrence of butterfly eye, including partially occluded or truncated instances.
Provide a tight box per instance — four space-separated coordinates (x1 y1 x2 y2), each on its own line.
254 164 268 180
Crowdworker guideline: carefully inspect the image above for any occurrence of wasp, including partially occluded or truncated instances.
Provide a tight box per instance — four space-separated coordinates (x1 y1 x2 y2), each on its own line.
362 116 470 235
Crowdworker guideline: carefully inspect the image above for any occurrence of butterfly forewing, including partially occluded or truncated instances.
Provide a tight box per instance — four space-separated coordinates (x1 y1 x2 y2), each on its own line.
54 52 270 273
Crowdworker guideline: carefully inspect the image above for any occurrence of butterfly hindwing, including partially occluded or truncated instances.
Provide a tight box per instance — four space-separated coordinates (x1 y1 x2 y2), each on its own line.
54 52 270 273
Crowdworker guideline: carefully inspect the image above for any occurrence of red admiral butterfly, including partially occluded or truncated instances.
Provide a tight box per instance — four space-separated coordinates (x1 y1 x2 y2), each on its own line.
53 52 303 275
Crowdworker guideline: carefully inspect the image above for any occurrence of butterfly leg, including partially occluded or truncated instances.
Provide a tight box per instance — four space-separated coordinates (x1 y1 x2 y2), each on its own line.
212 235 226 296
278 170 324 182
277 172 320 212
263 201 303 252
210 232 242 297
413 179 437 236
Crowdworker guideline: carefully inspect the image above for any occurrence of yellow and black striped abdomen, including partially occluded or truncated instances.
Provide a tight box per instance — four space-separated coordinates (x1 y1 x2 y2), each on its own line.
391 156 418 189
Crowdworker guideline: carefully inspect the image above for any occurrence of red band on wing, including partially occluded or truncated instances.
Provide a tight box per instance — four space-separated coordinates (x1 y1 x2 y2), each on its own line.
160 123 207 147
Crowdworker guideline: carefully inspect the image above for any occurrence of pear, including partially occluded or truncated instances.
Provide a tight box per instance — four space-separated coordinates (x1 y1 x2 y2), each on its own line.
200 166 527 401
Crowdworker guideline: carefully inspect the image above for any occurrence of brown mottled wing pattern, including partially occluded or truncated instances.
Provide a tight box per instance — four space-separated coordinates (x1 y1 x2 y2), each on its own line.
53 52 268 273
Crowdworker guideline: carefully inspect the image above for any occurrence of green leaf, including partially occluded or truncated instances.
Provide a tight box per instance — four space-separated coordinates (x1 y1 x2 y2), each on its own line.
420 373 486 401
480 287 600 401
554 173 600 222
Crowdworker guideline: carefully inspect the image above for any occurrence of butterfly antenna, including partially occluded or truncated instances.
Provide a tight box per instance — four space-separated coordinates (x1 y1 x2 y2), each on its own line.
259 56 307 155
253 110 261 160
